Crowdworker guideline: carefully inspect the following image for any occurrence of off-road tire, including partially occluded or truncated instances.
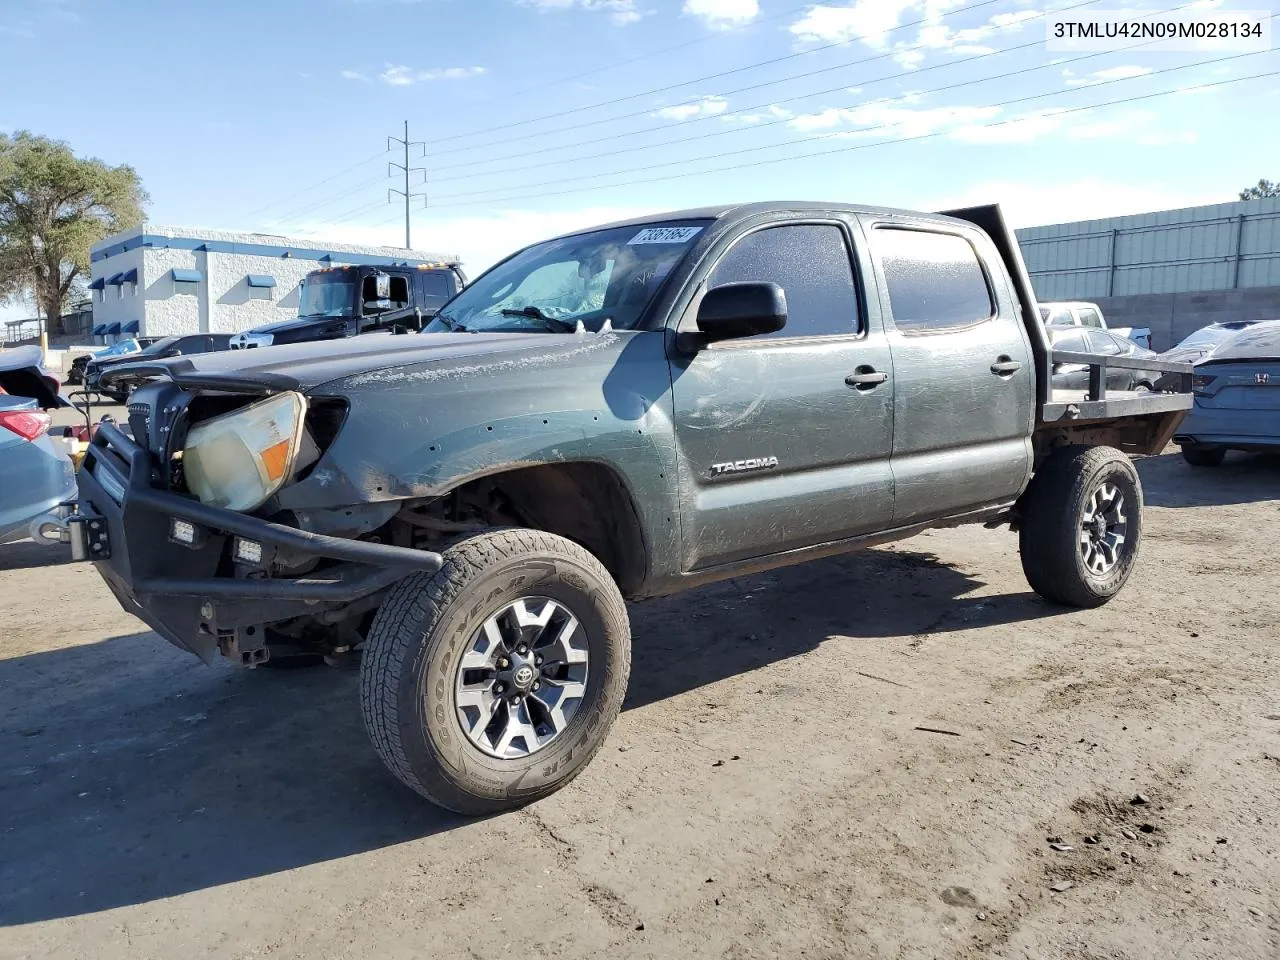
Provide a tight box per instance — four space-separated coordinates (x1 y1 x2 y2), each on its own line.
1181 445 1226 468
360 529 631 815
1018 444 1143 608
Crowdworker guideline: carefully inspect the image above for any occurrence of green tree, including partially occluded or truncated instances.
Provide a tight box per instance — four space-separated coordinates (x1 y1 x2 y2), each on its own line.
0 131 147 334
1239 179 1280 200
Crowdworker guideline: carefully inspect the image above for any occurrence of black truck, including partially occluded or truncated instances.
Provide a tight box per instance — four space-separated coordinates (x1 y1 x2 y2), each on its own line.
60 201 1194 816
229 261 467 350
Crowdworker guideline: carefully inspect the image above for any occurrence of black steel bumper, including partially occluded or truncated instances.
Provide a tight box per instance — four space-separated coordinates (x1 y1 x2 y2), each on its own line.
73 422 443 663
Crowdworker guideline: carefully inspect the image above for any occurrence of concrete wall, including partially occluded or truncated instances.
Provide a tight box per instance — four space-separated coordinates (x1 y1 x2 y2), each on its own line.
89 247 145 336
1079 286 1280 352
205 252 313 334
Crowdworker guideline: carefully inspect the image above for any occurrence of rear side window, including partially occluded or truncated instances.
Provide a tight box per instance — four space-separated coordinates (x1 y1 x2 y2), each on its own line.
419 271 454 309
708 224 859 340
1078 307 1104 329
1086 330 1121 356
875 228 994 334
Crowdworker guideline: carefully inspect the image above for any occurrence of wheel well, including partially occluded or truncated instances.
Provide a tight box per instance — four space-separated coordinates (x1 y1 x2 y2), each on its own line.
407 463 649 598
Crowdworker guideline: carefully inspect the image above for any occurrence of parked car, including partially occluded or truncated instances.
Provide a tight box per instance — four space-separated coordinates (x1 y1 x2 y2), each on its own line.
229 262 467 350
85 334 233 402
66 337 161 385
1175 319 1280 466
0 395 77 545
1049 327 1158 392
60 201 1191 815
1152 320 1266 391
1040 300 1152 350
0 345 68 410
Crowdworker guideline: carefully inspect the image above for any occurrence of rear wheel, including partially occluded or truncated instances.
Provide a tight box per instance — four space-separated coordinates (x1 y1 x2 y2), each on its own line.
1018 445 1143 608
360 529 630 814
1181 445 1226 467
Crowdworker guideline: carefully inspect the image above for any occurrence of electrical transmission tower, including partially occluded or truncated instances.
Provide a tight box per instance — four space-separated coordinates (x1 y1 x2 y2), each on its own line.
388 121 428 249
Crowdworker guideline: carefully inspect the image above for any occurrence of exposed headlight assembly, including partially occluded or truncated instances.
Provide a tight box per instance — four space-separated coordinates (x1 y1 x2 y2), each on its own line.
183 391 315 511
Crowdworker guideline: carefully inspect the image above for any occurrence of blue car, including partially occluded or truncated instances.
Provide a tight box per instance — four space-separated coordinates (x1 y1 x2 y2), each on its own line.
1176 319 1280 466
0 395 77 544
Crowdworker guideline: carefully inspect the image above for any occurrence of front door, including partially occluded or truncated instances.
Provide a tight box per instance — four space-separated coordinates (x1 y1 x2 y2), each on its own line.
863 221 1035 525
668 220 895 571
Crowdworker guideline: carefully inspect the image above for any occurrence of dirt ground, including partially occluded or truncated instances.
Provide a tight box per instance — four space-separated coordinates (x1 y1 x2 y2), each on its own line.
1 448 1277 960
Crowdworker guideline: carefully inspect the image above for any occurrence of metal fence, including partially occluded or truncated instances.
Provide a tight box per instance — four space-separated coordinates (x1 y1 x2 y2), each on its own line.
1015 197 1280 302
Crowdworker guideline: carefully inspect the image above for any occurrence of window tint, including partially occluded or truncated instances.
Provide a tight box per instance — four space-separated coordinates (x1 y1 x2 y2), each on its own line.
876 228 994 334
708 224 859 339
1044 305 1074 326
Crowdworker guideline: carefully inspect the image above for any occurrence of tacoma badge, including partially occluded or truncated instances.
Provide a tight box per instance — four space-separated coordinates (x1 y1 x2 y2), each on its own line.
710 456 780 477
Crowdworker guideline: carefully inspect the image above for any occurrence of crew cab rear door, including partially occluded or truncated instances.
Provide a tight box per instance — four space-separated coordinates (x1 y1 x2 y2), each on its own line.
668 217 895 570
862 217 1034 525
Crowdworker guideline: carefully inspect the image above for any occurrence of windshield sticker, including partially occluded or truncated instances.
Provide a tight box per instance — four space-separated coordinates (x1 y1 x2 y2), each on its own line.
628 226 703 245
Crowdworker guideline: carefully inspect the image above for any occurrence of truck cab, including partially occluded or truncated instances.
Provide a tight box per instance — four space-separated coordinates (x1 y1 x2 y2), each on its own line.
230 262 466 350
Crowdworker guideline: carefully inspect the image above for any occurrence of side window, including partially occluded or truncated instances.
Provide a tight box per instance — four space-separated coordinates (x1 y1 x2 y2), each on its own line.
361 275 411 313
1086 330 1121 356
1078 307 1104 329
420 272 454 309
706 224 859 339
875 227 994 335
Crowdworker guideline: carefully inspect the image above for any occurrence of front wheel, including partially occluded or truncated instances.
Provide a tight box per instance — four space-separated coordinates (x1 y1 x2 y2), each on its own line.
360 529 631 815
1018 445 1143 608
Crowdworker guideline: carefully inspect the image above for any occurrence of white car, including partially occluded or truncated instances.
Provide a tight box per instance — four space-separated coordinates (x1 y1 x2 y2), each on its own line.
1039 300 1152 350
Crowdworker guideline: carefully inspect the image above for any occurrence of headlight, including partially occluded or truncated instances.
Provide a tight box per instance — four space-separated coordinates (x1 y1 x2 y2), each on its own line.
183 392 309 511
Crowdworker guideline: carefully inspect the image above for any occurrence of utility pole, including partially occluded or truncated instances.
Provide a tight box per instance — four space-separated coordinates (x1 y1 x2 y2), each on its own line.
388 121 427 249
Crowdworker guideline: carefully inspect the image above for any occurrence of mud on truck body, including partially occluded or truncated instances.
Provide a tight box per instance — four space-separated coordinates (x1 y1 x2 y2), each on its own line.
58 202 1194 814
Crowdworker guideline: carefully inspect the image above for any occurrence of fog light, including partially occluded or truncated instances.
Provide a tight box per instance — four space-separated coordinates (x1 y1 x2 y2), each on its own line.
169 518 204 548
234 538 264 565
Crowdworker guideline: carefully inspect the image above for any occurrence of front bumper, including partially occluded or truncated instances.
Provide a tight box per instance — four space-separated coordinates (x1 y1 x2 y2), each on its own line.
73 422 442 663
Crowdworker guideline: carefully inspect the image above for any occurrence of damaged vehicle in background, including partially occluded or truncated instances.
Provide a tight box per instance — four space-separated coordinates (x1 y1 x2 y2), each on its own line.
0 346 68 410
84 334 233 402
1175 319 1280 466
1048 327 1158 393
60 201 1193 816
66 337 161 386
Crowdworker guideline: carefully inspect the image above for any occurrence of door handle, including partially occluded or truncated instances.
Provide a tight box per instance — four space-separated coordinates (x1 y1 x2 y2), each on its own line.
846 368 889 389
990 358 1022 376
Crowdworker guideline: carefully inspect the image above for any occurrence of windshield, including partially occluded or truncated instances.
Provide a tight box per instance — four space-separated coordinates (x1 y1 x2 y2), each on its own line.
427 220 709 334
1175 327 1227 350
97 339 140 357
299 280 356 318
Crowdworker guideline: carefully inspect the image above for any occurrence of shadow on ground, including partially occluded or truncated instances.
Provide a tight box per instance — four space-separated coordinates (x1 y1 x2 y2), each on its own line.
0 546 1064 927
1139 450 1280 508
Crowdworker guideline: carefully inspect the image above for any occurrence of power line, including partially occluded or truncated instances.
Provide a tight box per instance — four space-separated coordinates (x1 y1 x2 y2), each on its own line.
213 149 388 228
426 0 1018 147
433 0 819 117
420 65 1277 211
433 47 1265 204
424 0 1208 188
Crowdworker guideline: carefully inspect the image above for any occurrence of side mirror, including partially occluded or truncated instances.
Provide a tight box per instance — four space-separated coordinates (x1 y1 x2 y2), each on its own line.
374 272 391 300
695 282 787 344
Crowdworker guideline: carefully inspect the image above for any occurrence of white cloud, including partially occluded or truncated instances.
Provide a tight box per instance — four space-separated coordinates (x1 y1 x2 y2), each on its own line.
683 0 759 30
724 104 795 124
379 64 487 86
652 96 730 121
789 1 1043 70
341 69 370 82
1138 130 1198 146
518 0 643 25
789 0 916 46
285 206 664 277
789 102 999 137
1066 64 1152 87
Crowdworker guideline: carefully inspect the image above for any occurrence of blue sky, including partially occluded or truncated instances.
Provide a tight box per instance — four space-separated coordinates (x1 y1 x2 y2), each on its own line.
1 0 1277 321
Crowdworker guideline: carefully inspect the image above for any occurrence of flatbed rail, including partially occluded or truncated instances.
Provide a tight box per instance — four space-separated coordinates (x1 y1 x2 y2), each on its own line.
1040 350 1195 427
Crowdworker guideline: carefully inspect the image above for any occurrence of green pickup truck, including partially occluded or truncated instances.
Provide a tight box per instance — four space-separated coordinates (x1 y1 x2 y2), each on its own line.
63 201 1194 814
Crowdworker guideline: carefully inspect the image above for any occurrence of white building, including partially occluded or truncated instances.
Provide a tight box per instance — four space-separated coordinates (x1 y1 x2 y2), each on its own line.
88 225 459 341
